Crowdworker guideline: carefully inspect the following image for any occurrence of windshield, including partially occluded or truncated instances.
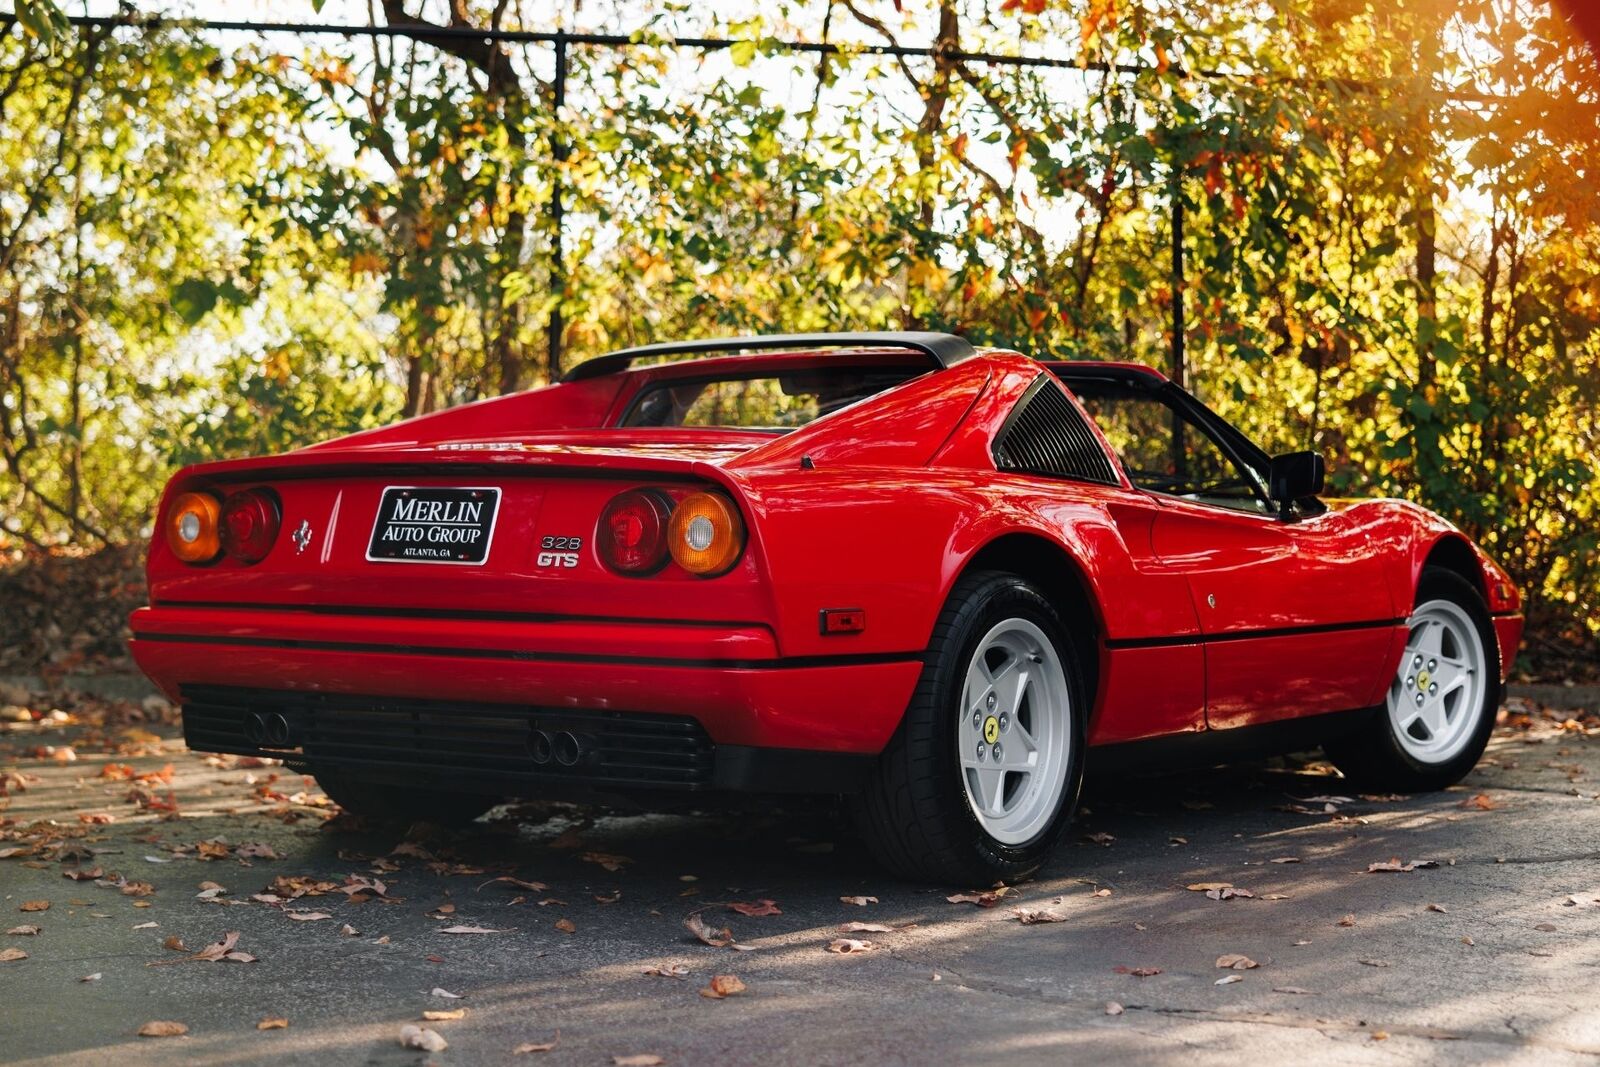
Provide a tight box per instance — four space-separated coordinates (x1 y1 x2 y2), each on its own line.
619 369 924 431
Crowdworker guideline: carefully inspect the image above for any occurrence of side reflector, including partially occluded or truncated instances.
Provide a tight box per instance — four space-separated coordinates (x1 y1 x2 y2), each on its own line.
667 492 745 577
166 491 222 563
820 608 866 635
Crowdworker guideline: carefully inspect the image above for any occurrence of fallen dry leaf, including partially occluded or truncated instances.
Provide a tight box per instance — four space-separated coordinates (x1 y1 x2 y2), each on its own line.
643 963 689 979
340 924 360 937
1215 954 1260 970
1083 832 1115 846
1113 965 1163 977
580 851 631 873
1269 857 1302 864
1105 1001 1124 1016
1460 793 1498 810
840 921 900 934
1186 883 1231 892
0 947 27 962
18 900 49 912
479 875 550 893
431 987 463 999
256 1017 288 1031
700 974 746 999
440 925 510 935
839 895 878 907
162 935 187 952
132 921 158 930
1427 903 1448 913
1358 958 1390 968
284 911 332 922
946 887 1013 907
684 912 734 948
1274 986 1314 995
399 1025 447 1052
137 1021 188 1037
423 1009 466 1021
1215 974 1244 985
514 1035 559 1054
1337 915 1357 927
1366 858 1439 873
1014 908 1068 925
827 938 875 954
80 972 101 982
728 900 781 917
1206 887 1254 901
6 924 40 936
612 1057 664 1067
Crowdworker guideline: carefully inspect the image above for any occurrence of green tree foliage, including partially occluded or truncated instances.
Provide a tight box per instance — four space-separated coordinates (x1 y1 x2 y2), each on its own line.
0 1 1595 665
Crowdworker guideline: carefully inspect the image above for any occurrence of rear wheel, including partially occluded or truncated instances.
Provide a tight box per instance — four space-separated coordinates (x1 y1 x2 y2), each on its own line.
312 768 498 826
853 571 1086 884
1324 567 1500 791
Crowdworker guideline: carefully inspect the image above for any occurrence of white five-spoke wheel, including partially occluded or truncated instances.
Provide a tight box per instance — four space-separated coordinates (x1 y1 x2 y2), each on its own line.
957 617 1071 845
1326 566 1499 793
854 570 1085 884
1386 598 1488 764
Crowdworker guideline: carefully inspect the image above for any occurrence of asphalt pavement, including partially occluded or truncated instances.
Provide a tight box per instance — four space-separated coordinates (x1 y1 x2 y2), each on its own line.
2 680 1597 1066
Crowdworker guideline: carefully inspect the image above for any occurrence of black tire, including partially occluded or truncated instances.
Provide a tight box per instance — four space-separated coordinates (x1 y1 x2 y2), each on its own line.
312 768 498 826
1323 567 1500 792
852 570 1087 885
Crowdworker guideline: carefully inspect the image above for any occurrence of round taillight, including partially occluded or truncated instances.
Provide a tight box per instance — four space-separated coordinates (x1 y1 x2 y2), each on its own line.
220 489 281 564
166 491 221 563
668 492 745 577
598 489 673 575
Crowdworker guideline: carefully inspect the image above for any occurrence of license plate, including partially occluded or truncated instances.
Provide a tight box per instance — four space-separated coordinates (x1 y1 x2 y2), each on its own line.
366 486 501 565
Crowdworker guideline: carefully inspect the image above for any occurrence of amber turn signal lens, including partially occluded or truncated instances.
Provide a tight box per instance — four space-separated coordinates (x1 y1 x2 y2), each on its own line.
668 492 745 577
166 491 221 563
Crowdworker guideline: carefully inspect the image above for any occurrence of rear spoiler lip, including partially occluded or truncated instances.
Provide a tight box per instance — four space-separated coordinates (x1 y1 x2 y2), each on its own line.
561 331 979 382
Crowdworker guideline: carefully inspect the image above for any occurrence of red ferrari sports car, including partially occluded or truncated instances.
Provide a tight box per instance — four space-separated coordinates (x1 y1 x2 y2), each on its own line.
129 332 1522 883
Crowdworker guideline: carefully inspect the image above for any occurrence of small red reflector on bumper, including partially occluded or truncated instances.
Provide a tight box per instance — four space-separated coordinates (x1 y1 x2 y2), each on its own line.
820 609 866 635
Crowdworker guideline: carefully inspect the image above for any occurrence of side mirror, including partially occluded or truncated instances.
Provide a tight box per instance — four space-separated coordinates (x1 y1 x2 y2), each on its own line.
1269 450 1325 508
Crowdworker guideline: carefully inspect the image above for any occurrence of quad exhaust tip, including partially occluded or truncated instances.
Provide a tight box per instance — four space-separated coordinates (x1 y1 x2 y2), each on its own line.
245 711 292 747
529 729 588 767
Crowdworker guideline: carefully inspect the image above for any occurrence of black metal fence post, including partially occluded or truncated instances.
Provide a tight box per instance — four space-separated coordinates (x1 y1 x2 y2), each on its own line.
1169 173 1188 477
546 33 568 379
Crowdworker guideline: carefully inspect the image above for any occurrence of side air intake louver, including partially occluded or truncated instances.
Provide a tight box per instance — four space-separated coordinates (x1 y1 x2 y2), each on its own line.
993 376 1120 485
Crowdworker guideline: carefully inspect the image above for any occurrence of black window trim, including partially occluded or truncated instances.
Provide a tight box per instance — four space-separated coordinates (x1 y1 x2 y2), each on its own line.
1056 371 1276 515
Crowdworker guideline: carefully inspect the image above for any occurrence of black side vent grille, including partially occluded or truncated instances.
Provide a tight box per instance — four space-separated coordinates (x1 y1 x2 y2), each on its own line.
993 376 1120 484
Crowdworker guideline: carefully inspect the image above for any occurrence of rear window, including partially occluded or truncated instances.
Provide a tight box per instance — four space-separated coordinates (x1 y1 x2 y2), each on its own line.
619 369 923 431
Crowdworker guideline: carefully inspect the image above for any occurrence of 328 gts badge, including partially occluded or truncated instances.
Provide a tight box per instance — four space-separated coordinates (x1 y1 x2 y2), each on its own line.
537 534 582 569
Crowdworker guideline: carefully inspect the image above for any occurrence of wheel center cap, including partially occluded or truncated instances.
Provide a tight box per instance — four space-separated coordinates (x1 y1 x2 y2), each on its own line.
983 715 1000 744
1417 670 1431 690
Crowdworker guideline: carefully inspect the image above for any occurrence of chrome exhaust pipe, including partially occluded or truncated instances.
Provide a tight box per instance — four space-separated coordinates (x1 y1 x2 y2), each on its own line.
553 731 582 767
263 712 291 746
530 730 553 765
244 712 268 745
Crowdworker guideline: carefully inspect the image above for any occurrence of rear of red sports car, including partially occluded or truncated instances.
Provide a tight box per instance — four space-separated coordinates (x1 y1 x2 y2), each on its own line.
128 345 972 806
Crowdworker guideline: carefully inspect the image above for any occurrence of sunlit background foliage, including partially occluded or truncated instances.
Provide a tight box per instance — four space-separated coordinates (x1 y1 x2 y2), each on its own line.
0 0 1596 669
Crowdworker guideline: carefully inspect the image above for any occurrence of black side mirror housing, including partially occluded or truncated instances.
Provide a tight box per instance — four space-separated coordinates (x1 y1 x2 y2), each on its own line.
1269 450 1325 511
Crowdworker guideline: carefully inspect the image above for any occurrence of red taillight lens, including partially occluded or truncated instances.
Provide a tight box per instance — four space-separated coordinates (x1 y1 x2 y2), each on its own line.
220 489 280 564
598 489 672 575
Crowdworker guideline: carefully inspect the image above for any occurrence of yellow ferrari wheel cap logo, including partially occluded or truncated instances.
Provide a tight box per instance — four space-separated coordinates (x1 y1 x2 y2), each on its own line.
983 715 1000 744
1417 670 1431 689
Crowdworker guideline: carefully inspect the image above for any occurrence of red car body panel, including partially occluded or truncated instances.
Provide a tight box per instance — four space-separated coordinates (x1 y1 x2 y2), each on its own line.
129 344 1524 786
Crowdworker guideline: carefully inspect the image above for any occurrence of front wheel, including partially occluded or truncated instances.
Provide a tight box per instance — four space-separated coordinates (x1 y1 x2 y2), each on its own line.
1324 567 1500 792
853 571 1086 884
312 768 499 826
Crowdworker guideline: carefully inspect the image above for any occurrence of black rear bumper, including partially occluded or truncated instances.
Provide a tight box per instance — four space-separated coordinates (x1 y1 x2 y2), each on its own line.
180 685 872 796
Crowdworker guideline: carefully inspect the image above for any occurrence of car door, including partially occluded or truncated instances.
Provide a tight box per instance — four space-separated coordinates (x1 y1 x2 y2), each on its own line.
1068 374 1397 730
